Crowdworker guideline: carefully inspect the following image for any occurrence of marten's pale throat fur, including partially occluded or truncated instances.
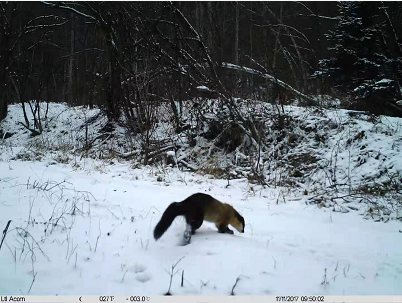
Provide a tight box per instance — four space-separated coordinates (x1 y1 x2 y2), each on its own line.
153 193 245 244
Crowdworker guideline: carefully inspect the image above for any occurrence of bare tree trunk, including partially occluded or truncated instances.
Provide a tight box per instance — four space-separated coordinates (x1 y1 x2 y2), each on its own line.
169 95 181 132
380 2 402 98
195 2 200 33
207 2 213 49
198 2 204 39
68 12 75 105
108 50 121 120
0 95 6 123
272 3 283 72
221 2 226 64
249 2 253 94
249 2 253 62
172 11 182 132
0 29 8 122
234 2 239 65
0 3 13 122
265 3 308 91
381 2 402 58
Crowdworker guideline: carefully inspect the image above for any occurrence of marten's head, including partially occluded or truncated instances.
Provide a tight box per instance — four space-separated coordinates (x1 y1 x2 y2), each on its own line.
230 211 245 233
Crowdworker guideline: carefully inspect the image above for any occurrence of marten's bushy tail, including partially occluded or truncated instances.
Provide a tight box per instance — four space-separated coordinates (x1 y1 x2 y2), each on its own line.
154 202 185 240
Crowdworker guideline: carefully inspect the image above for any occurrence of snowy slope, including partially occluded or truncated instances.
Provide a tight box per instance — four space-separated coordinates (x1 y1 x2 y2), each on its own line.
2 102 402 197
1 102 402 295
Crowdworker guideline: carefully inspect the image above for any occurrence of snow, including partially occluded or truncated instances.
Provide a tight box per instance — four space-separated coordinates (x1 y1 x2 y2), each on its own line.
196 86 211 92
0 161 401 295
310 108 402 194
376 79 393 85
0 102 402 295
166 151 176 157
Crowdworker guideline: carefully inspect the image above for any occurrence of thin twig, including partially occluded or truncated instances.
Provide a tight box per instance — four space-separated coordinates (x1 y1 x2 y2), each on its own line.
28 272 37 293
106 207 119 219
13 227 50 261
230 277 240 295
0 220 12 251
95 220 101 252
165 256 185 295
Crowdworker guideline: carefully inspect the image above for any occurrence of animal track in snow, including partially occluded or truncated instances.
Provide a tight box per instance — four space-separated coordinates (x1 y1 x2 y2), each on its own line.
132 263 147 273
136 272 152 283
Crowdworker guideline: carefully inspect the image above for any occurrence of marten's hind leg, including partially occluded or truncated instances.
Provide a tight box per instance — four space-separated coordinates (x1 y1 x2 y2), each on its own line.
190 217 203 235
183 212 203 245
186 210 204 234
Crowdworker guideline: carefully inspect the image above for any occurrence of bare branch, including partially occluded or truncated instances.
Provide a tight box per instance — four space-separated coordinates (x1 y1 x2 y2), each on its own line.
41 2 97 21
0 220 12 251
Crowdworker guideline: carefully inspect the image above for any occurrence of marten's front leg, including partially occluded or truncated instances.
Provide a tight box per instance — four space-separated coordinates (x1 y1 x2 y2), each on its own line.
216 223 226 233
216 216 233 234
225 227 234 234
216 223 233 234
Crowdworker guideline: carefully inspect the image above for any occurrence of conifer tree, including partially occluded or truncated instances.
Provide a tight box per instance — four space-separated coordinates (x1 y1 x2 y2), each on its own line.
317 2 402 114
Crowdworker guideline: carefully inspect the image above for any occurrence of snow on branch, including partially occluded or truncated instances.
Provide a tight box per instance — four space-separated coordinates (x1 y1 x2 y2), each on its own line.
296 14 338 21
25 18 69 33
222 62 316 104
41 2 97 21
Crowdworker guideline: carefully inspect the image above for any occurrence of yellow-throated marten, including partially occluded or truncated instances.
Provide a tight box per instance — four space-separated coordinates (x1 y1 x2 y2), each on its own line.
153 193 245 244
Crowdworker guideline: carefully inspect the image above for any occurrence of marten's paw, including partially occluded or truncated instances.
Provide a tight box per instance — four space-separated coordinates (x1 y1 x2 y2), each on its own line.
182 223 192 245
226 229 234 234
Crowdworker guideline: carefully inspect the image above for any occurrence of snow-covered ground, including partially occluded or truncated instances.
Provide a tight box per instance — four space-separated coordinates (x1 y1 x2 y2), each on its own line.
1 160 401 295
1 102 402 295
